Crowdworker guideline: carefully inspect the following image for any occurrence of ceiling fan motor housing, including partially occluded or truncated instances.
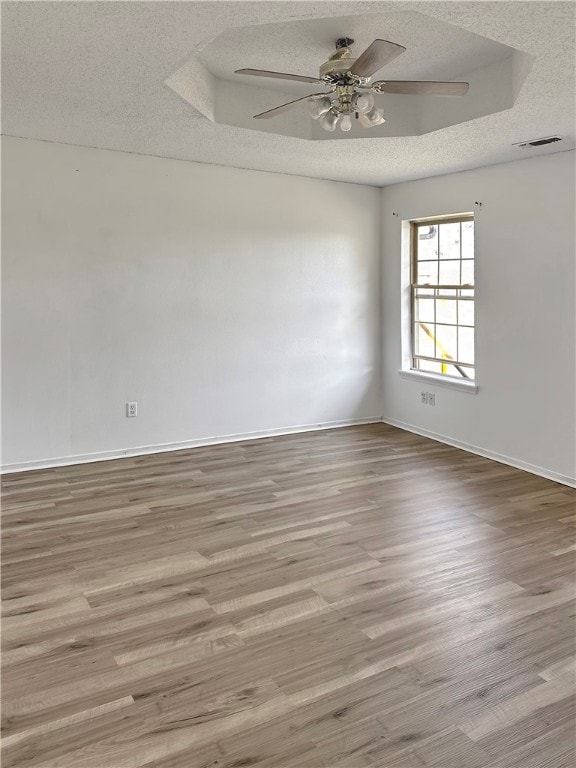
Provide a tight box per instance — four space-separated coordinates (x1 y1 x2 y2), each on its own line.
319 47 358 84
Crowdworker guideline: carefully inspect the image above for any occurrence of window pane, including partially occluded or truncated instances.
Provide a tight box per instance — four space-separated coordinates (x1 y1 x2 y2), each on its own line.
415 298 435 323
458 300 474 326
445 363 469 379
462 221 474 258
435 324 457 361
416 359 443 374
417 260 439 284
417 225 438 260
461 260 474 285
415 324 435 357
439 222 460 259
439 260 461 285
458 327 475 364
436 298 456 325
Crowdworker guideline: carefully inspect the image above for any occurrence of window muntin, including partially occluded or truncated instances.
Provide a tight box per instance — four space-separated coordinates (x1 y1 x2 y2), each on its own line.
411 215 475 381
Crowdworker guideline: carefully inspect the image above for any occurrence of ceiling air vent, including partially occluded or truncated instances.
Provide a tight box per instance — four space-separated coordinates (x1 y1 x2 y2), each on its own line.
513 136 562 149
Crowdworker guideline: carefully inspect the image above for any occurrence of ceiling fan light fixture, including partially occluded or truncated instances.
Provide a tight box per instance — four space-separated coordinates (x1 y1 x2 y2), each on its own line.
309 95 332 119
320 108 340 132
358 105 385 127
340 114 352 132
353 92 374 114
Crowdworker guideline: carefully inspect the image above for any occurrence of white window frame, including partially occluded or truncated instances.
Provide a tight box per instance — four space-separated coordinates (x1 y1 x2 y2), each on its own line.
399 213 478 394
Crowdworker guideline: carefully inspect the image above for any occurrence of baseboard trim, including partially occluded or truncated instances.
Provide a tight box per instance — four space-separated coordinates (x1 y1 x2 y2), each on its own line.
381 417 576 489
1 417 382 474
5 417 574 488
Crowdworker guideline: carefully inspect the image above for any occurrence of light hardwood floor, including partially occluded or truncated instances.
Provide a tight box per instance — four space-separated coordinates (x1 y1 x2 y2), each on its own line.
1 424 575 768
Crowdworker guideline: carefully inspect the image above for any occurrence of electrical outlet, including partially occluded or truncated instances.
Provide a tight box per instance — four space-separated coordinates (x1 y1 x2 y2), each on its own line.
428 393 436 406
421 392 428 404
126 402 138 418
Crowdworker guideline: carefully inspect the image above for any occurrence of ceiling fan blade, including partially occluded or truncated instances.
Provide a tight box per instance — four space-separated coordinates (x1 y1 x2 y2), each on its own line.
253 93 327 119
374 80 469 96
235 68 322 85
350 39 406 78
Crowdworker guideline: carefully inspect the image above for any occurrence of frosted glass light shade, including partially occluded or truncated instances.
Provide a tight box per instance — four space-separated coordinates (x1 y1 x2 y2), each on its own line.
340 114 352 132
353 93 374 113
320 108 340 131
358 106 385 127
309 96 332 119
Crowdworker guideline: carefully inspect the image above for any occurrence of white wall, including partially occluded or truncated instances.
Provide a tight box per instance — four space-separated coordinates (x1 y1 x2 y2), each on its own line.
1 137 382 468
3 139 574 484
381 151 576 485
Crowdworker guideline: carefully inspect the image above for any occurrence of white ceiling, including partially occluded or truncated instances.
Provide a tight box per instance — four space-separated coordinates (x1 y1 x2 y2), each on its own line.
2 1 574 185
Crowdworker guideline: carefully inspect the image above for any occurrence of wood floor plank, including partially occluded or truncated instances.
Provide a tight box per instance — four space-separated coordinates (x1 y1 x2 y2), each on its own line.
2 424 575 767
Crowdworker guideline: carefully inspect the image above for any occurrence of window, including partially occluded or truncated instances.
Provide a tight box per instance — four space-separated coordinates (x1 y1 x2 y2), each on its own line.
411 215 475 381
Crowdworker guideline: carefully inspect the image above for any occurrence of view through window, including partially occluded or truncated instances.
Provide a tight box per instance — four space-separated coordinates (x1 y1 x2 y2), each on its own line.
411 215 475 380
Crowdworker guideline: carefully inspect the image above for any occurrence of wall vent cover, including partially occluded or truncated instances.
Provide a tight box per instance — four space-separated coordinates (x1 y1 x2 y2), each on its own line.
513 136 562 148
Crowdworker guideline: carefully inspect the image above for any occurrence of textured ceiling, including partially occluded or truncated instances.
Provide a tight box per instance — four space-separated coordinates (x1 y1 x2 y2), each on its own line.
1 1 574 185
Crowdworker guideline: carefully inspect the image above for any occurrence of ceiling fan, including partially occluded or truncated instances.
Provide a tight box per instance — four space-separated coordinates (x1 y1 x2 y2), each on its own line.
235 37 469 132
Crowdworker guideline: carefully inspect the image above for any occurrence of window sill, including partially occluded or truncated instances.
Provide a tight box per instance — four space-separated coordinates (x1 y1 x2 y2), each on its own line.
398 369 478 394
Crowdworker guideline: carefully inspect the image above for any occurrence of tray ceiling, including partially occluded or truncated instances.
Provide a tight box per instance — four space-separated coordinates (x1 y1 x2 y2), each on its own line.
171 12 526 140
